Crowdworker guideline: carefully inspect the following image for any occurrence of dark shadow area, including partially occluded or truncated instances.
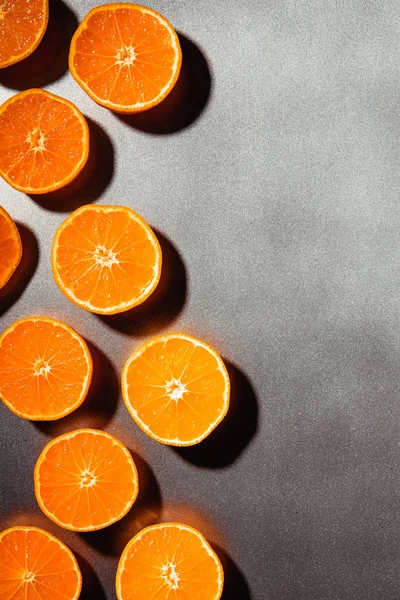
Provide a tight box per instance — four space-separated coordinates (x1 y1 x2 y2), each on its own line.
175 362 258 468
213 545 252 600
80 450 162 556
99 229 186 336
75 553 107 600
0 224 38 317
117 33 212 134
30 117 114 212
34 339 119 436
0 0 78 90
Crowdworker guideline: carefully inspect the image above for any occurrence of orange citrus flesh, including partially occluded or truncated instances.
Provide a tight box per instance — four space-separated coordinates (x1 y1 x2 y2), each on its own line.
34 428 139 532
69 3 182 113
0 206 22 289
0 526 81 600
116 522 224 600
0 89 89 194
0 0 49 69
122 334 230 446
52 204 162 315
0 317 92 420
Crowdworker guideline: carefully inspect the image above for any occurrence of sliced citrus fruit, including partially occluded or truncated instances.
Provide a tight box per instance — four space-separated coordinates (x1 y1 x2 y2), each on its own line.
0 526 81 600
122 333 230 446
52 204 162 315
69 3 182 113
0 316 92 420
0 0 49 69
0 88 89 194
34 428 139 531
116 522 224 600
0 206 22 289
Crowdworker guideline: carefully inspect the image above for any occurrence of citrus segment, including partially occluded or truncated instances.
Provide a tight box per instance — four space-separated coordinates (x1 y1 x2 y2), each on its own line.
0 316 92 420
0 89 89 194
0 0 49 68
116 522 224 600
34 428 139 531
0 206 22 289
0 526 81 600
122 334 230 446
52 204 162 315
69 3 182 113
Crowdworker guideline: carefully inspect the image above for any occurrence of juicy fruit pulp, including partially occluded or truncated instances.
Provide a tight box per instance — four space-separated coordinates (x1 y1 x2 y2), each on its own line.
0 0 49 68
0 526 81 600
0 317 92 420
122 333 230 446
52 204 162 315
0 206 22 289
0 89 89 193
116 522 224 600
34 428 139 531
69 3 182 113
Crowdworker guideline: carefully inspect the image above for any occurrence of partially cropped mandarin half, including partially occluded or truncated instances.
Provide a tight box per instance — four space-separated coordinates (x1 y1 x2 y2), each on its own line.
0 0 49 68
52 204 162 315
0 89 89 194
116 522 224 600
0 526 81 600
122 333 230 446
0 317 92 420
34 428 139 531
69 3 182 113
0 206 22 289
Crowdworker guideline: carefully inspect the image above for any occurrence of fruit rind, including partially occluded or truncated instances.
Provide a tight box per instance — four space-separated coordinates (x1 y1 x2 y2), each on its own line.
0 206 22 289
121 333 230 446
0 316 93 420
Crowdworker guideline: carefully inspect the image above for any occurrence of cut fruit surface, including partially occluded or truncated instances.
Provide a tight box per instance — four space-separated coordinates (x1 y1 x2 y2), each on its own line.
0 206 22 289
0 316 92 420
116 522 224 600
69 3 182 113
34 428 139 531
52 204 162 315
0 526 81 600
0 89 89 194
0 0 49 68
122 333 230 446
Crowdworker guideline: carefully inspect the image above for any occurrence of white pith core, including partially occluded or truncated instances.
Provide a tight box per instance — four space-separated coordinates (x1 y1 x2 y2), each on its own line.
34 358 51 377
94 245 119 268
23 572 35 583
80 470 96 487
27 129 46 152
165 379 186 401
161 563 180 589
116 45 137 66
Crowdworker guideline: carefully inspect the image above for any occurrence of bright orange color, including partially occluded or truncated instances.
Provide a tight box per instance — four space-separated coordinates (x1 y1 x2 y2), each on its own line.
122 334 230 446
52 204 162 315
0 0 49 69
116 522 224 600
0 526 81 600
0 206 22 289
0 89 89 194
69 3 182 113
34 428 139 531
0 317 92 420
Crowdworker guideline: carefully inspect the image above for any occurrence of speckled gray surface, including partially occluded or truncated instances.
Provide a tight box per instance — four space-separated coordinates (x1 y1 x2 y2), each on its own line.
2 0 400 598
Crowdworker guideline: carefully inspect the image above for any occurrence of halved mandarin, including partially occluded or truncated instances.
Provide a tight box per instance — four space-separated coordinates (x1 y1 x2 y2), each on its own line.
0 316 92 420
34 428 139 532
122 333 230 446
0 0 49 69
69 3 182 113
0 526 81 600
116 522 224 600
0 206 22 289
0 89 89 194
51 204 162 315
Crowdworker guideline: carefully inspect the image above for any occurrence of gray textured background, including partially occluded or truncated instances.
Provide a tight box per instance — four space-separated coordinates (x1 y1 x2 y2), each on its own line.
1 0 400 598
